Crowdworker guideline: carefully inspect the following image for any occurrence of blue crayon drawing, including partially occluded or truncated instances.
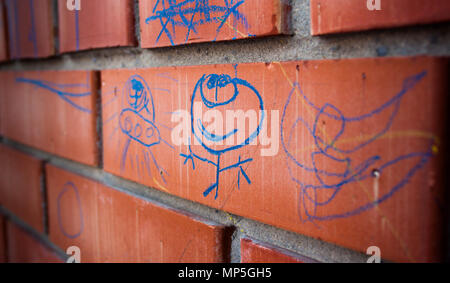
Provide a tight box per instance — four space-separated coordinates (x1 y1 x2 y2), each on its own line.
4 0 39 58
15 73 92 113
145 0 253 45
75 9 80 51
5 0 21 58
116 75 173 183
180 73 264 199
28 0 38 57
57 182 84 239
281 71 435 223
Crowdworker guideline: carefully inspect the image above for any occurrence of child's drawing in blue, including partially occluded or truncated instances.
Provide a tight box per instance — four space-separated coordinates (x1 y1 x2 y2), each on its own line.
281 71 435 223
15 72 92 113
104 75 173 185
57 182 84 239
180 73 264 199
145 0 253 45
5 0 38 58
75 9 80 51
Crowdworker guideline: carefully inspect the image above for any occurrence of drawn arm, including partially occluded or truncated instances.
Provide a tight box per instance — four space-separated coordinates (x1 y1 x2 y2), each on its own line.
180 145 218 170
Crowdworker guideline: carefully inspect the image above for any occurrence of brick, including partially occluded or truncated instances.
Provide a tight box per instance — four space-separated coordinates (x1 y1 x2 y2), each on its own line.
0 70 99 166
241 238 316 263
101 56 447 262
139 0 291 48
0 144 44 232
311 0 450 35
46 164 232 263
0 216 5 263
58 0 135 53
6 221 63 263
4 0 54 59
0 0 8 61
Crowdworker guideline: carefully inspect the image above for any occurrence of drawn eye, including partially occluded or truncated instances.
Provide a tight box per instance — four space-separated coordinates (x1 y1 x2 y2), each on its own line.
123 117 133 133
206 74 219 89
216 75 231 88
119 109 160 147
206 74 231 89
146 126 154 138
134 123 143 138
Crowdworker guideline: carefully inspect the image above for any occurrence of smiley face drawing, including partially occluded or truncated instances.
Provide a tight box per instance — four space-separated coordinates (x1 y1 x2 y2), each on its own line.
181 73 265 199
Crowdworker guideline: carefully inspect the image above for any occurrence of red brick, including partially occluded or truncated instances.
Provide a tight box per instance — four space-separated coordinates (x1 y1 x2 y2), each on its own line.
4 0 54 59
0 0 8 61
311 0 450 35
0 144 44 232
6 221 63 263
0 216 5 263
101 56 447 262
46 164 232 263
58 0 135 53
139 0 291 48
0 71 99 166
241 238 316 263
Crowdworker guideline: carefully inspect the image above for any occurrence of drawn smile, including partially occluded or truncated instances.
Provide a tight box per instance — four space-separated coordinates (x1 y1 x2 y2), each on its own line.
197 119 238 142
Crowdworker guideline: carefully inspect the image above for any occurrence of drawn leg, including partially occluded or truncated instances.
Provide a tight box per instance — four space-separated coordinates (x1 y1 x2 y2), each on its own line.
236 156 251 189
203 154 221 199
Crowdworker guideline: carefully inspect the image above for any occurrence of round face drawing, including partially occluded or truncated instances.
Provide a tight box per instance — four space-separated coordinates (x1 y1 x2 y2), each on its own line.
191 73 265 155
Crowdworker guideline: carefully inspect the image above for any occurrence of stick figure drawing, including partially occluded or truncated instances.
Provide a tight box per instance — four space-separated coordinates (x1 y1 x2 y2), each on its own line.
180 73 265 199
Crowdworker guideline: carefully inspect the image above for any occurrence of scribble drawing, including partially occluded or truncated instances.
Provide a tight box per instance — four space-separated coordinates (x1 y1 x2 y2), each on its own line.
115 75 173 185
180 73 264 199
75 9 80 51
281 71 435 223
4 0 38 58
28 0 38 56
57 182 84 239
5 0 20 58
145 0 252 45
15 72 92 113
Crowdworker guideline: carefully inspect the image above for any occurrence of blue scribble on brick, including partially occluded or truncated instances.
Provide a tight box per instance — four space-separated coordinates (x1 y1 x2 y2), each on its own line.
117 75 173 183
145 0 253 45
180 73 264 199
75 9 80 51
57 182 84 239
4 0 39 58
15 73 92 113
28 0 38 57
281 71 434 223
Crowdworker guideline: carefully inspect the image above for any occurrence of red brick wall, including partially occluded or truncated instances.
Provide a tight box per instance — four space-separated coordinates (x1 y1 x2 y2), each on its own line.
0 144 44 232
6 221 62 263
3 0 54 59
